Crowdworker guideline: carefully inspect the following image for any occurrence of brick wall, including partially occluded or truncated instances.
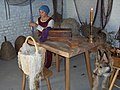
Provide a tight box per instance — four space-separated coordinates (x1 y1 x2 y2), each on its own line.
0 0 53 46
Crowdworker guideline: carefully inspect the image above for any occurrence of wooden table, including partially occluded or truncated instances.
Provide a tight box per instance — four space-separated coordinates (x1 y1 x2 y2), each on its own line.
29 36 103 90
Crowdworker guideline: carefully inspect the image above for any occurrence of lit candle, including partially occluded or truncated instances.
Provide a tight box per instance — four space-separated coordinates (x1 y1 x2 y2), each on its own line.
90 8 93 35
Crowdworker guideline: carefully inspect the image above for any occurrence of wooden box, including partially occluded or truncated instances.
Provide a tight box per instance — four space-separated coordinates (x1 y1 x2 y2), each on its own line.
48 28 80 48
48 28 72 37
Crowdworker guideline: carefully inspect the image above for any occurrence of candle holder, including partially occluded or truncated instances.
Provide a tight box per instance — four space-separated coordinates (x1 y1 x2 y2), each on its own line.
88 34 94 43
88 22 94 43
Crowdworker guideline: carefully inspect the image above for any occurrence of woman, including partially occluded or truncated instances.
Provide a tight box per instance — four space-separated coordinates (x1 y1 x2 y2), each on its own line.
29 5 54 68
29 5 54 42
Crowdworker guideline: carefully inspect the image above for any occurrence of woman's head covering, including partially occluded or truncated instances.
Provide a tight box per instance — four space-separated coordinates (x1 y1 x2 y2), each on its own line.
39 5 50 14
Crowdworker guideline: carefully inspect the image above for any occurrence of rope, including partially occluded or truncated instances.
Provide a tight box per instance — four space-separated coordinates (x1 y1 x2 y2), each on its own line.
93 0 99 25
102 0 113 29
4 0 8 20
4 0 10 20
73 0 83 25
92 0 113 30
61 0 63 22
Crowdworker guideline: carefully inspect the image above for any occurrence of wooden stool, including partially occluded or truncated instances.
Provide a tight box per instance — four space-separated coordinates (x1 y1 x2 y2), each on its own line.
109 56 120 90
22 67 52 90
19 36 53 90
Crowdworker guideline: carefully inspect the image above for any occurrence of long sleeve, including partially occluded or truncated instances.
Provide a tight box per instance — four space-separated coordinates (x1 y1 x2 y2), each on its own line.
37 17 54 42
39 27 51 42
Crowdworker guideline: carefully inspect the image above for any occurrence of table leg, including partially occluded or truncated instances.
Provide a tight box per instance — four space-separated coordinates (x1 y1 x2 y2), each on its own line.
65 57 70 90
56 54 60 72
84 51 93 88
22 72 26 90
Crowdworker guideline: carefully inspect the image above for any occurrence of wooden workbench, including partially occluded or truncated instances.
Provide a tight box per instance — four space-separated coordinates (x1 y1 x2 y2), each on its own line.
28 36 104 90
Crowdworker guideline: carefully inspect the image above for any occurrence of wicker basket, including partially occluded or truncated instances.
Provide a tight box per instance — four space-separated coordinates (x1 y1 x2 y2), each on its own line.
0 36 16 60
15 35 26 54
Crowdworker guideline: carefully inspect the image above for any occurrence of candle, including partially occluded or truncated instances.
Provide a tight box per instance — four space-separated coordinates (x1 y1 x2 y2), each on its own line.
90 8 93 25
90 8 93 35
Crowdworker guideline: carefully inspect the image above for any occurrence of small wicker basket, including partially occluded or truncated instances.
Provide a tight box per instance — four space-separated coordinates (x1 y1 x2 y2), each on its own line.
15 35 26 54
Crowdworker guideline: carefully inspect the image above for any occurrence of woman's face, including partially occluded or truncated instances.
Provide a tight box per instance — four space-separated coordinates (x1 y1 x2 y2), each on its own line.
39 10 47 18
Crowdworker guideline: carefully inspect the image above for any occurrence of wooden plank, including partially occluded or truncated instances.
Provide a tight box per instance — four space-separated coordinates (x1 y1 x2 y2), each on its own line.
48 37 80 48
49 28 72 37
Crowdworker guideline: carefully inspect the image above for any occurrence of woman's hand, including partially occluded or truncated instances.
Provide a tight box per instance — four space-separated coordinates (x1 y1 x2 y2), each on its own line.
29 21 38 27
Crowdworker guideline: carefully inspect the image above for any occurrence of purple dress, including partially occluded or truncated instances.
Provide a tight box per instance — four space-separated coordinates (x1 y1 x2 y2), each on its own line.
38 17 53 68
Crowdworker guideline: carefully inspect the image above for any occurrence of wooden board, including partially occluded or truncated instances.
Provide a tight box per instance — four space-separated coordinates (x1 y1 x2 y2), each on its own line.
48 37 80 48
48 28 72 37
112 56 120 67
